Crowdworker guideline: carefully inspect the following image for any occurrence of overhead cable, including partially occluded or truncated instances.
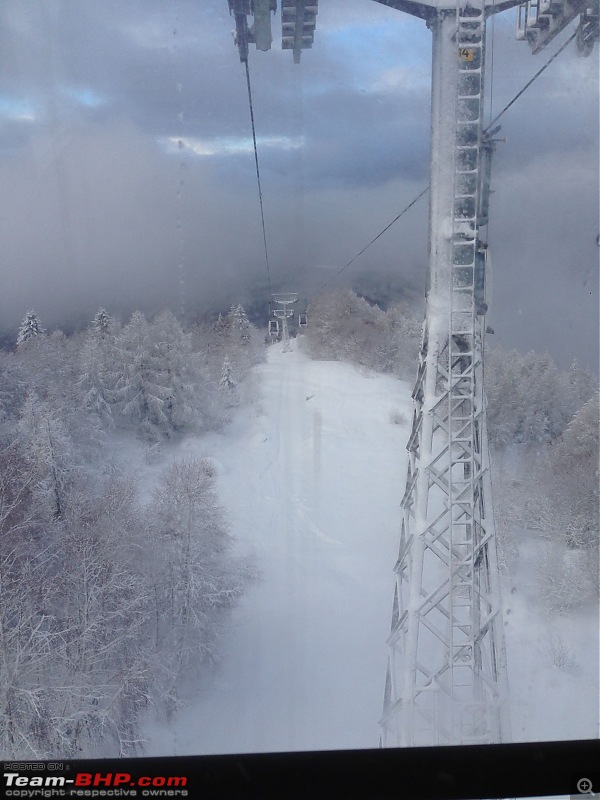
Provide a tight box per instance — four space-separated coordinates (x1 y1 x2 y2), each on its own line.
484 29 578 133
317 186 429 292
245 58 273 293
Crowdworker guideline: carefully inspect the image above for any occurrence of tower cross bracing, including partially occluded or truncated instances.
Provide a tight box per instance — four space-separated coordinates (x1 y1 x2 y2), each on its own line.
378 0 516 747
376 0 597 749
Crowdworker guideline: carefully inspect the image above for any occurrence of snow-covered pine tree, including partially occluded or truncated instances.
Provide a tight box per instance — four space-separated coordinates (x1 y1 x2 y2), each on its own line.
77 335 114 429
551 392 599 550
17 393 74 521
112 311 171 441
225 304 265 382
0 529 59 757
14 327 81 421
91 307 113 339
484 347 594 447
112 310 221 440
533 397 599 609
219 356 239 407
17 310 45 348
562 359 597 423
0 351 28 424
54 476 150 757
148 309 211 433
214 312 229 335
229 304 251 345
219 356 237 389
148 457 248 691
304 289 384 365
380 303 422 379
199 313 231 381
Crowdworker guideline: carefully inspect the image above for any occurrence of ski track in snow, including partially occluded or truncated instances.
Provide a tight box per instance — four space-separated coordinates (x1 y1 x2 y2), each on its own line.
144 342 599 755
146 343 408 754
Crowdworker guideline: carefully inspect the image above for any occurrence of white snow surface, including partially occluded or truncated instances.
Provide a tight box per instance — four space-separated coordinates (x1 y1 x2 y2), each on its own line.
143 342 598 755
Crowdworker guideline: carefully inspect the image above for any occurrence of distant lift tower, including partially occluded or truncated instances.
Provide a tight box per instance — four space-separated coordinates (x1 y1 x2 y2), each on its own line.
377 0 598 748
272 292 299 352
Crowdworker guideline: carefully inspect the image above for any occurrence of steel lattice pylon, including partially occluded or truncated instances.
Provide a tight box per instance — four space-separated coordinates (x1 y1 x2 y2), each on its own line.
378 0 513 747
272 293 299 353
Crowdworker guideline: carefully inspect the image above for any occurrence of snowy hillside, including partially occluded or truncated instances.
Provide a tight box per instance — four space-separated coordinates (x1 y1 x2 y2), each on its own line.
145 341 598 754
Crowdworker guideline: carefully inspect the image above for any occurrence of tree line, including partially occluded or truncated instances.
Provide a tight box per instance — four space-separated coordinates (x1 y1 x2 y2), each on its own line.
303 288 598 608
0 306 262 758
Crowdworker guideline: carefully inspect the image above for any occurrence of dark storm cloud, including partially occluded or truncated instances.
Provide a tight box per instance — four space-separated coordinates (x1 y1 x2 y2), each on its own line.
206 85 431 190
298 84 430 186
0 0 432 180
1 2 593 175
0 1 238 140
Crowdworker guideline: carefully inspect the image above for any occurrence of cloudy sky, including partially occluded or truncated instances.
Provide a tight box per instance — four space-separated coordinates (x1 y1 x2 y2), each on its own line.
0 0 597 369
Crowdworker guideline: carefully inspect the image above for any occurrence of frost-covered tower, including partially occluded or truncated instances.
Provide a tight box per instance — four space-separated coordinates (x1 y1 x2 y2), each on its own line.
377 0 516 748
378 0 597 748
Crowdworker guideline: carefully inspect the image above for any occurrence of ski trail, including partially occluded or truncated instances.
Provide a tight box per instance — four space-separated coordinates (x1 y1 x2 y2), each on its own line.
289 493 342 547
145 343 412 753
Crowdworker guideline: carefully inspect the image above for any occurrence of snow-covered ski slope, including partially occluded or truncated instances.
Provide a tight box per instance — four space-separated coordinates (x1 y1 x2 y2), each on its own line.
148 342 410 753
147 341 598 754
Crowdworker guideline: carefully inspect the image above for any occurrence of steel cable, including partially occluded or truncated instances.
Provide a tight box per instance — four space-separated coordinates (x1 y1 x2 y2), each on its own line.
245 58 272 293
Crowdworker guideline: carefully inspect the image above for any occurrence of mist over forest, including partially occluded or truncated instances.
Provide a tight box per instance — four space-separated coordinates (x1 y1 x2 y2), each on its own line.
0 0 596 370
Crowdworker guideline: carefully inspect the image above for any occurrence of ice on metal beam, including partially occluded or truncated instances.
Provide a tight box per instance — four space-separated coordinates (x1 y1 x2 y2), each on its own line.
516 0 597 53
281 0 318 63
253 0 277 52
373 0 522 18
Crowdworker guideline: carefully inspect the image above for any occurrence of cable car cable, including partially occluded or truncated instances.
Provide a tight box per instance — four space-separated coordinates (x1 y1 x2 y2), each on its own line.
244 58 273 293
317 186 429 292
484 28 577 133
